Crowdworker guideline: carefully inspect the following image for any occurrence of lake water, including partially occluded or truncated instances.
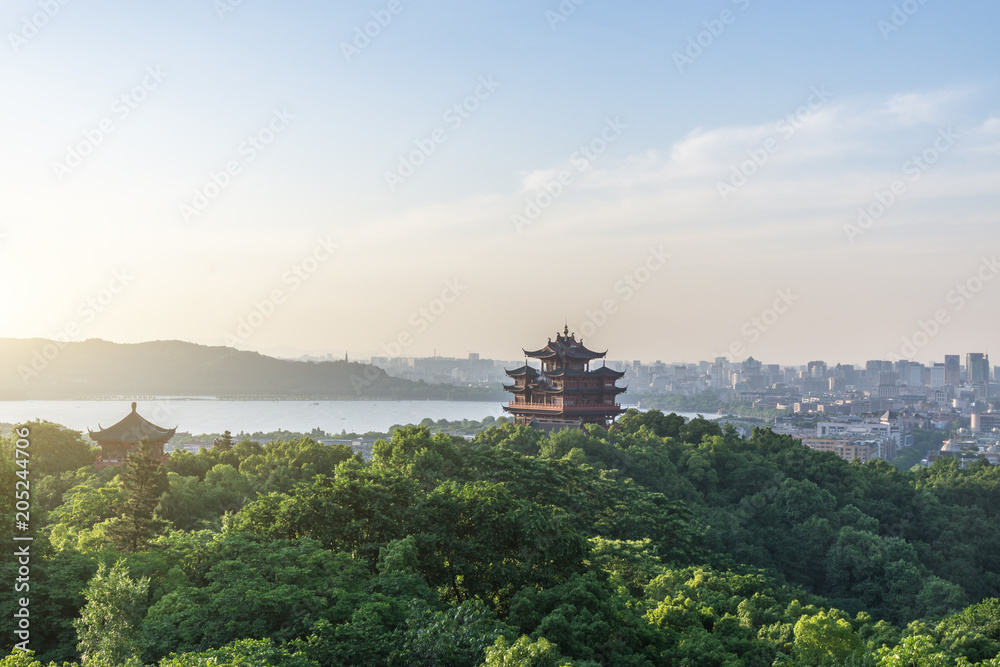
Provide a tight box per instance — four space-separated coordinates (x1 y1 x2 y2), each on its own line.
0 399 506 436
0 399 712 437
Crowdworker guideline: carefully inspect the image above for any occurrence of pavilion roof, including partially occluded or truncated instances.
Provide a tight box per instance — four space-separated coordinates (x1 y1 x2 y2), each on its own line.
88 402 176 444
523 326 606 361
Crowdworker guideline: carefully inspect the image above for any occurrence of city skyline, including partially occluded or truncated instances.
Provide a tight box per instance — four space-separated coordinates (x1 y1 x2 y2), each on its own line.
2 1 999 365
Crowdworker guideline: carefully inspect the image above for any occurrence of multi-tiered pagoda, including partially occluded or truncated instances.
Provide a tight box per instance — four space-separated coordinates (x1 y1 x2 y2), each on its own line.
503 326 626 431
89 402 175 470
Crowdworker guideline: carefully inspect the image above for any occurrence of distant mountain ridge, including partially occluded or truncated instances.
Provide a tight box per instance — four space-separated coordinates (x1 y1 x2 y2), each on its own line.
0 338 494 400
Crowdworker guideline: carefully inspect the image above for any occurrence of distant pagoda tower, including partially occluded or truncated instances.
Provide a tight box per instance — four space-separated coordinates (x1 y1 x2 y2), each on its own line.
503 326 627 431
89 402 175 470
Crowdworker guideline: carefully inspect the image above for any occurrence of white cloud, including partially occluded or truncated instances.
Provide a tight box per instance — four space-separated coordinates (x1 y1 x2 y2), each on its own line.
486 89 995 245
879 89 971 126
981 115 1000 133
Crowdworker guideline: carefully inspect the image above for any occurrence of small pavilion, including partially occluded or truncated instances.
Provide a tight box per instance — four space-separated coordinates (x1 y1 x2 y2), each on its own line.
89 402 175 470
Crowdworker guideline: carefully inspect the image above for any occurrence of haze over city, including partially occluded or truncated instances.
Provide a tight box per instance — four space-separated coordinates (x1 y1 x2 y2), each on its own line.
2 1 999 365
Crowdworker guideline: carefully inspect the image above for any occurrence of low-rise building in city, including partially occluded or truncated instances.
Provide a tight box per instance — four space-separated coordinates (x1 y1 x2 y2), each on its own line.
800 436 896 463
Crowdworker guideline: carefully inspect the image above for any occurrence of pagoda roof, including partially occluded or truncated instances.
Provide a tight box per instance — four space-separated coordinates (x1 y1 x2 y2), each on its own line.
588 366 626 378
523 326 606 361
505 364 540 377
549 386 628 395
540 365 625 379
89 402 176 444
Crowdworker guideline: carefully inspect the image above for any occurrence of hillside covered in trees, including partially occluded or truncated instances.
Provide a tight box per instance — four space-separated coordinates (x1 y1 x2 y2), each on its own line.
4 410 1000 665
0 338 498 400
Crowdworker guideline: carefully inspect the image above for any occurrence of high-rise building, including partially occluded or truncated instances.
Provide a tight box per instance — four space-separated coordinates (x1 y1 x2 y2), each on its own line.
865 360 893 389
930 363 946 388
945 355 961 385
808 361 827 378
967 353 990 396
967 353 990 384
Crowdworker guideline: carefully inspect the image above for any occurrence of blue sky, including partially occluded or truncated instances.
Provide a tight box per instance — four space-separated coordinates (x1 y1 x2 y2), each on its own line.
1 0 998 365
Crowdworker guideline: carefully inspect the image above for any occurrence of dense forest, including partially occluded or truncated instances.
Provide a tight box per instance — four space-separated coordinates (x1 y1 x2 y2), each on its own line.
4 410 1000 665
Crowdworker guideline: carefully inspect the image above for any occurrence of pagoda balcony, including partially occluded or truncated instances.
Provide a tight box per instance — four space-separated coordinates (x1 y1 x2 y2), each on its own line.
504 403 623 414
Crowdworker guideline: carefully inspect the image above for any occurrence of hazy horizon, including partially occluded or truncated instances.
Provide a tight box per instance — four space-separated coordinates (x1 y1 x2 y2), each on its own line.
0 334 990 371
3 1 999 366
